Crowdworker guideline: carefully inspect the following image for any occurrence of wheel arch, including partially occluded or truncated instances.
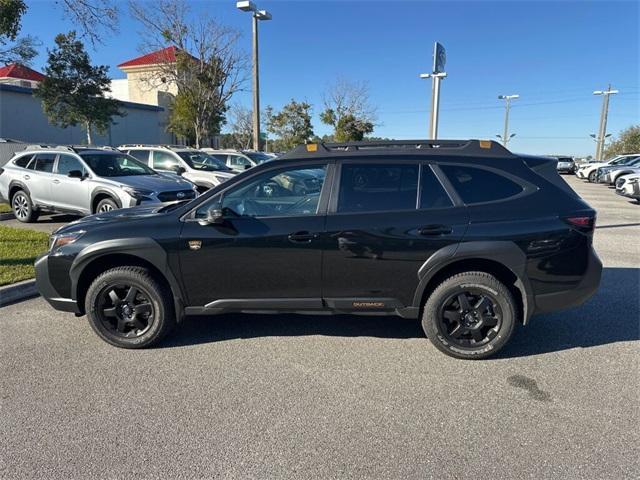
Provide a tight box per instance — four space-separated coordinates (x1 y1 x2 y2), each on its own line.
91 188 122 213
413 241 534 324
71 238 185 320
8 180 32 202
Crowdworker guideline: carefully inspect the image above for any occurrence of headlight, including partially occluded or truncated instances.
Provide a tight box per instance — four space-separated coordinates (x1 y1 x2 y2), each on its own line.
49 231 85 251
123 187 154 199
629 178 639 184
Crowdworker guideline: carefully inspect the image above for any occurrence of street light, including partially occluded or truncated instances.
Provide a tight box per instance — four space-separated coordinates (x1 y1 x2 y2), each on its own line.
497 94 519 147
236 1 272 151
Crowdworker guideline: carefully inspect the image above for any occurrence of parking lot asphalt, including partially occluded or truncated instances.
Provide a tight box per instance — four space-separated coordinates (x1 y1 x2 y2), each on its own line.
1 175 638 479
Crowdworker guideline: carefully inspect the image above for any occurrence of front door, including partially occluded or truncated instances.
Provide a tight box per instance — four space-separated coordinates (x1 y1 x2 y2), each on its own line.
179 162 331 307
322 161 469 309
50 154 91 213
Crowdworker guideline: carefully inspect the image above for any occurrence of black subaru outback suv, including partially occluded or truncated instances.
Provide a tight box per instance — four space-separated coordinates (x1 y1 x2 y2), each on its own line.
35 140 601 359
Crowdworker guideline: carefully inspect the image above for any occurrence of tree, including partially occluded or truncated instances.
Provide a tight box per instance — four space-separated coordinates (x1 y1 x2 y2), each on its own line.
320 77 376 142
34 31 123 144
265 100 314 151
0 0 38 64
604 125 640 158
58 0 120 46
130 0 247 148
227 104 254 150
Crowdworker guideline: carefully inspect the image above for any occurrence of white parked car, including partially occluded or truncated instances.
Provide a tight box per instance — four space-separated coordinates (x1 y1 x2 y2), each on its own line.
121 145 236 193
575 154 640 182
201 149 275 173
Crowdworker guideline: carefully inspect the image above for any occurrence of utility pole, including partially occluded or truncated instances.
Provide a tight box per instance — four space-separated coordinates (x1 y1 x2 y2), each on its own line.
420 42 447 140
593 85 618 160
237 1 272 151
497 94 519 147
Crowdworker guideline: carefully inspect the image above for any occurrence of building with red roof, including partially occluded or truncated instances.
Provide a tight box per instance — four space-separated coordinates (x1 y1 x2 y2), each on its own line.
0 63 45 89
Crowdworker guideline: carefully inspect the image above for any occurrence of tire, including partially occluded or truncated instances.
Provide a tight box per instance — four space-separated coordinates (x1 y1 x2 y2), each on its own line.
588 170 597 183
422 272 517 360
96 197 118 213
11 189 39 223
85 266 176 348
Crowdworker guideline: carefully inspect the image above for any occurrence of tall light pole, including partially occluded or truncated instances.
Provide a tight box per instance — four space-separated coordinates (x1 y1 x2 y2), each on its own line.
593 85 618 161
419 42 447 140
237 1 271 151
497 94 519 147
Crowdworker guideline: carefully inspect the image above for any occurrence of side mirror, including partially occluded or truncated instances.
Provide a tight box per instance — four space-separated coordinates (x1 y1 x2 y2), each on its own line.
198 206 224 226
68 170 83 179
244 164 251 170
175 166 186 175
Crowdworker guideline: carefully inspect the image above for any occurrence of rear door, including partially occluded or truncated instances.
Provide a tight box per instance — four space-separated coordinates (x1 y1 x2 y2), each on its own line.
27 153 57 204
322 160 469 309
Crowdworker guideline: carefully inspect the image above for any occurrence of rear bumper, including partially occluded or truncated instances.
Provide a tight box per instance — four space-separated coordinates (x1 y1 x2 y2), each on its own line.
35 253 81 314
533 246 602 315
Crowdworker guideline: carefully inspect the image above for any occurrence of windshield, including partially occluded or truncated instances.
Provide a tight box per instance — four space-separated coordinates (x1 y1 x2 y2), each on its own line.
80 153 156 177
242 151 273 164
177 151 233 172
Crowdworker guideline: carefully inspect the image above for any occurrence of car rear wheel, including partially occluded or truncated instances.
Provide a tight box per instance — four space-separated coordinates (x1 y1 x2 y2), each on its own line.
11 190 39 223
85 266 176 348
96 197 118 213
422 271 517 359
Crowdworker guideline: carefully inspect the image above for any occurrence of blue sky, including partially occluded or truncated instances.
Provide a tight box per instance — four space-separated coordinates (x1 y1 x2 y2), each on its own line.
22 0 639 155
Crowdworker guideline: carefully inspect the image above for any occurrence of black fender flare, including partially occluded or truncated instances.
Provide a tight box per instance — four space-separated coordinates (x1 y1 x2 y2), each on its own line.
69 237 185 321
8 180 32 201
412 241 534 324
90 188 123 212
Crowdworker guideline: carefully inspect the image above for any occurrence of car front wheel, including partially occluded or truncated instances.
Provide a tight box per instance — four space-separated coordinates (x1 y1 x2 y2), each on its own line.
96 197 118 213
588 170 597 183
422 272 517 359
85 266 176 348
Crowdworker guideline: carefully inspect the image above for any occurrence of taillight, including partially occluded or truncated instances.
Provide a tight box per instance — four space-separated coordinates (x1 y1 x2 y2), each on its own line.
563 214 596 232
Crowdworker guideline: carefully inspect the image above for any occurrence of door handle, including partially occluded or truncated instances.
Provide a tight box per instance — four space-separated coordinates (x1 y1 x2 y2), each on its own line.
23 174 30 180
52 179 60 184
288 231 318 243
418 224 452 236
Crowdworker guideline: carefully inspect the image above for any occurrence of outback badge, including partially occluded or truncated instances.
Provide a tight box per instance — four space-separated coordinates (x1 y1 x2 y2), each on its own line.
188 240 202 251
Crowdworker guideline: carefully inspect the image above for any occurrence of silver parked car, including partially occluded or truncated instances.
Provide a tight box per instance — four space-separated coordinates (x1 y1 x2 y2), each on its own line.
0 145 198 223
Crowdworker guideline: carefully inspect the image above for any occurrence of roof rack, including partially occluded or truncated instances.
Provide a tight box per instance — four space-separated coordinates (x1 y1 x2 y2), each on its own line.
118 144 192 150
24 144 76 153
280 139 515 159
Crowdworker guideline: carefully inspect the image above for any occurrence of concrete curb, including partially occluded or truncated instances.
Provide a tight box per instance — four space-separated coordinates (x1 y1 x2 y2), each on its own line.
0 212 15 221
0 279 39 307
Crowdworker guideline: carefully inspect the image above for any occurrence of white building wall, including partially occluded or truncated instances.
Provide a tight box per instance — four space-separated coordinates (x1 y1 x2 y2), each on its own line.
108 79 130 102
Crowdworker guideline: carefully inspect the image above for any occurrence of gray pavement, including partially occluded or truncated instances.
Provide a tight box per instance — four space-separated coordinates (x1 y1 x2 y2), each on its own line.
1 212 80 234
1 175 639 479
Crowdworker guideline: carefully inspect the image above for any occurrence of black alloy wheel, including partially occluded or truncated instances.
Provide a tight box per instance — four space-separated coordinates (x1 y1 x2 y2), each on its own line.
438 289 502 347
96 284 155 338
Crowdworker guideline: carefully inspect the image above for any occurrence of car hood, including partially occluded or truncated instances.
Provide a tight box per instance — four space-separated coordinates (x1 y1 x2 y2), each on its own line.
106 174 193 191
581 162 606 169
53 203 180 235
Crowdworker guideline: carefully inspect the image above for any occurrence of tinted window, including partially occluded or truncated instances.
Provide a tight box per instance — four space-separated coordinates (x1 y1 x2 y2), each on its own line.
33 154 56 173
13 154 33 168
81 153 156 177
177 151 232 172
152 151 181 171
128 150 150 163
228 155 251 168
420 166 453 209
56 154 85 175
196 165 326 218
338 163 418 213
440 165 523 204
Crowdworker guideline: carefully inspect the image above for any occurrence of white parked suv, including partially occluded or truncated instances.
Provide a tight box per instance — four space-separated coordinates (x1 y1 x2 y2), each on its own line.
201 149 274 173
121 145 236 193
575 154 640 182
0 145 197 222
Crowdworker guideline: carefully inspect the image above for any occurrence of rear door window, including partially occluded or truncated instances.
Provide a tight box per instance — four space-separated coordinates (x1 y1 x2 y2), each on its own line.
32 154 56 173
337 163 419 213
128 150 151 164
420 165 453 209
440 165 523 204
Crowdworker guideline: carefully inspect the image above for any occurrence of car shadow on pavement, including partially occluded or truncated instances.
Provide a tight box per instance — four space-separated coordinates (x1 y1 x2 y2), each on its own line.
160 267 639 356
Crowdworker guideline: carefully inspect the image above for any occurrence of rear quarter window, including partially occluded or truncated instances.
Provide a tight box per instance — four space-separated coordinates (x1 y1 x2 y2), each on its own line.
13 154 34 168
440 165 523 204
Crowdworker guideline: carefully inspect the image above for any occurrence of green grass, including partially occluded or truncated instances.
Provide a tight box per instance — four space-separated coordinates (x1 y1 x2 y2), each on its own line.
0 202 11 214
0 225 49 286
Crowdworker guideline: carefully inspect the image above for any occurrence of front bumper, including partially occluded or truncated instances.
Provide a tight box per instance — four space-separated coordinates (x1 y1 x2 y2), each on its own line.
576 169 587 179
533 246 602 315
35 253 81 314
